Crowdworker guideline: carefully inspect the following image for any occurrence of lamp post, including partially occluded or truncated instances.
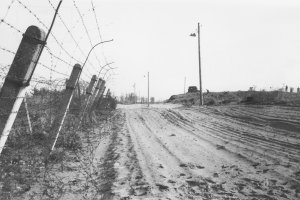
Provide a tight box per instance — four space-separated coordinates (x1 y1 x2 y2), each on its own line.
184 76 186 94
190 23 203 106
147 72 149 107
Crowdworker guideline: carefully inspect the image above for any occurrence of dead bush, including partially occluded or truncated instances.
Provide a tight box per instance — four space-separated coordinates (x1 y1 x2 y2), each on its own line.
204 97 218 105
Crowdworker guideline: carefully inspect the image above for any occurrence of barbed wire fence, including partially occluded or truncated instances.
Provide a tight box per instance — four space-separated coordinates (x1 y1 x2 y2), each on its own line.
0 0 117 199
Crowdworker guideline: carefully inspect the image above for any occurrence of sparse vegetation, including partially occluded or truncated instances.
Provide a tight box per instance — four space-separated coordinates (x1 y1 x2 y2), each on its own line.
167 90 300 106
0 88 116 199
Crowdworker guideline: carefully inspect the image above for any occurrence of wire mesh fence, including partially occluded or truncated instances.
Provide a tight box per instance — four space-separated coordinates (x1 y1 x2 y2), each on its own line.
0 0 117 198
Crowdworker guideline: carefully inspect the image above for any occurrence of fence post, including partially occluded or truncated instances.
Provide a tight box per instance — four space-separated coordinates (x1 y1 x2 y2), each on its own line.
90 81 105 111
48 64 82 152
94 80 106 105
77 75 97 129
89 78 103 109
96 86 106 108
106 89 111 97
77 82 81 109
89 85 106 122
0 26 46 155
103 89 111 109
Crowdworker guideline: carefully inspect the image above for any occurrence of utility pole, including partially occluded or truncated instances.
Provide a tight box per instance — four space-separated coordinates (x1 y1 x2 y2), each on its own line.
133 83 136 104
197 23 203 106
147 72 149 107
184 76 186 94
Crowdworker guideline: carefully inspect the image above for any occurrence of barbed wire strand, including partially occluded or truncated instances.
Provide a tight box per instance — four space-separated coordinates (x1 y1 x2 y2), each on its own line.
0 0 16 26
0 1 115 196
73 0 103 75
46 0 99 80
16 0 83 66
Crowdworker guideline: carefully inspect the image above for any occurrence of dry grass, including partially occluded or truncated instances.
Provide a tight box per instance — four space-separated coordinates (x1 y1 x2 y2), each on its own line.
167 91 300 106
0 88 116 199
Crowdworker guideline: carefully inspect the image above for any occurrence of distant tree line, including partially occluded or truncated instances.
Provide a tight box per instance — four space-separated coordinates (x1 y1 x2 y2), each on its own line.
118 93 155 104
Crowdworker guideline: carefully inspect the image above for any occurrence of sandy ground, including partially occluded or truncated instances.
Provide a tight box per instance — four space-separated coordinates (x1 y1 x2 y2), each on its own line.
100 103 300 200
20 103 300 199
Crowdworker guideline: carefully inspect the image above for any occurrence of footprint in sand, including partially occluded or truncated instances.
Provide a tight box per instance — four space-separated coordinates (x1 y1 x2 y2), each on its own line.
179 163 188 168
131 184 149 196
179 163 205 170
196 165 205 169
156 183 169 191
168 179 176 184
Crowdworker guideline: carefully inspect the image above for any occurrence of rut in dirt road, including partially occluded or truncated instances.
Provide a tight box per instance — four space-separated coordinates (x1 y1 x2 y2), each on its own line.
99 104 300 200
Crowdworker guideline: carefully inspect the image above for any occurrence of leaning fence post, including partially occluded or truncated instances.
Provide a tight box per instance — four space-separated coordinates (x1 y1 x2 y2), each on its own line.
89 78 103 110
48 64 82 152
77 75 97 129
0 26 46 155
96 86 106 108
95 80 106 104
77 82 81 109
106 89 111 108
90 80 105 111
89 78 103 109
106 89 111 97
103 89 111 109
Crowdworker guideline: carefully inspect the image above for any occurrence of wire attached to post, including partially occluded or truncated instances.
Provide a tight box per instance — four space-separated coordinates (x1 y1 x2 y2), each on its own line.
27 0 63 84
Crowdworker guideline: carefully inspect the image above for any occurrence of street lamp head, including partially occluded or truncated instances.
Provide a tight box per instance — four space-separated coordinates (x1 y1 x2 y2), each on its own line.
190 33 196 37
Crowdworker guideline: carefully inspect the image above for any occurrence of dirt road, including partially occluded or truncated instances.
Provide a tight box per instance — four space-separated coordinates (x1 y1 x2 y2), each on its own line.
96 104 300 200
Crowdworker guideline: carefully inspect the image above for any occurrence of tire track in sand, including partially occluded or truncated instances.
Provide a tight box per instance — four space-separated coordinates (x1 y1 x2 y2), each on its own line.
123 107 239 199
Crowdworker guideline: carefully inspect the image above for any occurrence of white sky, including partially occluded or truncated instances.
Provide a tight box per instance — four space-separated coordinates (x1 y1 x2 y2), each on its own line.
1 0 300 100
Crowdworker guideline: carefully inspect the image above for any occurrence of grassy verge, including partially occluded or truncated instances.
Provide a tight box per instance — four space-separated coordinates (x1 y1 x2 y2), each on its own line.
0 89 116 199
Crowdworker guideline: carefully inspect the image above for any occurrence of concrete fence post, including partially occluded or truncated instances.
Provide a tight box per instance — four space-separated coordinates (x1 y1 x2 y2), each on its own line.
0 26 46 155
77 75 97 129
91 81 105 111
94 80 106 106
96 86 106 108
89 78 103 109
103 89 111 109
106 89 111 97
77 82 81 109
48 64 82 152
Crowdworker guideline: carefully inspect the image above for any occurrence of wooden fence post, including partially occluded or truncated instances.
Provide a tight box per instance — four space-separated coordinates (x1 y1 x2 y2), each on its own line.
0 26 46 155
48 64 82 152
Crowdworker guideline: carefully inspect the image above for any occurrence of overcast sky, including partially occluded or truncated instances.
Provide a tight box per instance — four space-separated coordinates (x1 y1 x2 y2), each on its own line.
1 0 300 100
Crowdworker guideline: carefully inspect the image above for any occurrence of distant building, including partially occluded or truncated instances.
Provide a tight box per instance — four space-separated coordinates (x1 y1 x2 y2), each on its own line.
150 97 155 103
188 86 198 93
